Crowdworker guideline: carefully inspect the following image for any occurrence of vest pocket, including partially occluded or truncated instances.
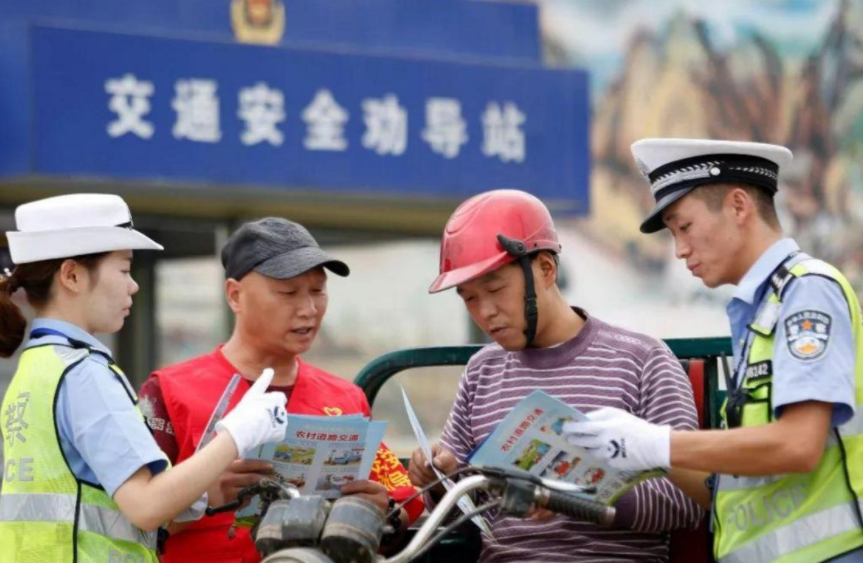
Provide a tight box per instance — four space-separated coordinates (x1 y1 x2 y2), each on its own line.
741 381 773 426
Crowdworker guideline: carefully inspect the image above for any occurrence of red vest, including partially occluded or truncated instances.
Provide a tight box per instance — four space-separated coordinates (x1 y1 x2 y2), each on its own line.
154 349 375 563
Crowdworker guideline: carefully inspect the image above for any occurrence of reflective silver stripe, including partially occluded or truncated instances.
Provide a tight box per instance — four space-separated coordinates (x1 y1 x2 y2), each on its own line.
0 493 156 549
717 473 782 493
752 300 782 334
837 409 863 438
0 492 76 523
79 503 158 549
795 259 836 278
825 410 863 448
719 409 863 492
53 346 89 368
719 499 863 563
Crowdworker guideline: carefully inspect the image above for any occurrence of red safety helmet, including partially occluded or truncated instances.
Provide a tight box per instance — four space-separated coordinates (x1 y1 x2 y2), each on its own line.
429 190 561 293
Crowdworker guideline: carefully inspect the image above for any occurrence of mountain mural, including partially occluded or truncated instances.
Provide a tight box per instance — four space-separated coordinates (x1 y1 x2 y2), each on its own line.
572 0 863 287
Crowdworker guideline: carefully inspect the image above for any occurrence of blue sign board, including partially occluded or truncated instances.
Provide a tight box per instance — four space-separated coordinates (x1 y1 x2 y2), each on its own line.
9 26 590 212
0 0 541 64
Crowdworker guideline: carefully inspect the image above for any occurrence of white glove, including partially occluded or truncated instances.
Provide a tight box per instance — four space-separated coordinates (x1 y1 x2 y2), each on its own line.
562 407 671 471
216 368 288 457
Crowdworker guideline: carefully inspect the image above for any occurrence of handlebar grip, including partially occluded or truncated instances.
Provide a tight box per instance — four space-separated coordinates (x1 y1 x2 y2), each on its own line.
542 491 616 527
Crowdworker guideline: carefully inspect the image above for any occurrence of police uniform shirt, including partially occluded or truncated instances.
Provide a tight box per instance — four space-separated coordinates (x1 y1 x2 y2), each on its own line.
727 238 856 426
30 318 169 497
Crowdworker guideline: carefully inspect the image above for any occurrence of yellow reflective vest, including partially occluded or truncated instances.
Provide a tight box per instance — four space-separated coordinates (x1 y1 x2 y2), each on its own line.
0 341 161 563
715 258 863 563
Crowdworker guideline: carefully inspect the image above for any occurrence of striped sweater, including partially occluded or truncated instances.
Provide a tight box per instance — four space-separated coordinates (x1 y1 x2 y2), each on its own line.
438 310 704 563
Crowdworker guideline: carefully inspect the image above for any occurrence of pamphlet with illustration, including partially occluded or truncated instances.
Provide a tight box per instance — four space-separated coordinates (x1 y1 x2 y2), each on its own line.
234 413 386 526
468 390 664 505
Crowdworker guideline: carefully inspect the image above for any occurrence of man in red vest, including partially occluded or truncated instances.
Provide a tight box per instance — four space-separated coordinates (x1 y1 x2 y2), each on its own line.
139 217 423 563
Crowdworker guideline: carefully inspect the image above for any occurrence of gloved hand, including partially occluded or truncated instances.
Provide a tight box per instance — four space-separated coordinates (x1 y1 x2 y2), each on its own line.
562 407 671 472
216 368 288 457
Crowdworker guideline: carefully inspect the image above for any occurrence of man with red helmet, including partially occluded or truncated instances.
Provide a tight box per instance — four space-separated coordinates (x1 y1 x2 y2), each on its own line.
409 189 703 562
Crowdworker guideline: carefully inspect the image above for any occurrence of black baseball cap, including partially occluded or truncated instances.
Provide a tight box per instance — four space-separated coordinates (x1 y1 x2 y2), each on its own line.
221 217 350 281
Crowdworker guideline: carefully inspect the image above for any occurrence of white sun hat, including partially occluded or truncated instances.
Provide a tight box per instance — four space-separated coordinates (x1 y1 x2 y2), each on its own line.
7 194 164 264
631 138 793 234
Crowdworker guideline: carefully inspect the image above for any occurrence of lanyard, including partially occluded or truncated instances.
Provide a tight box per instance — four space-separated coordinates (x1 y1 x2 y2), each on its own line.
729 324 758 391
30 327 74 340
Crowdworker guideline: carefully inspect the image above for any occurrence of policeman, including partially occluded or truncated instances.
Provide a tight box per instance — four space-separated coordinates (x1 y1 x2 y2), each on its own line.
563 139 863 563
0 194 288 563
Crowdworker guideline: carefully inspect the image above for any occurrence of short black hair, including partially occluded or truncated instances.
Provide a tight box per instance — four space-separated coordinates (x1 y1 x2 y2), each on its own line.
691 183 780 229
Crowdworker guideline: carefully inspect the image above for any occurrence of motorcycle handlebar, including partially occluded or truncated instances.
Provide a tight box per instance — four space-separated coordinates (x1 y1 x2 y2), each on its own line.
496 471 615 527
260 467 617 563
382 469 616 563
538 488 616 526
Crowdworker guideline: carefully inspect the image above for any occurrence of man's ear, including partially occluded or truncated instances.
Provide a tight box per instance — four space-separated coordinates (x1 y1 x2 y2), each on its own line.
536 253 557 289
727 187 754 225
225 278 242 314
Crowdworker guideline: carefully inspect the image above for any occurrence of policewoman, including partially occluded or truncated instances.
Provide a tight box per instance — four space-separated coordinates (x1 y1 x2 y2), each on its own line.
563 140 863 563
0 194 288 563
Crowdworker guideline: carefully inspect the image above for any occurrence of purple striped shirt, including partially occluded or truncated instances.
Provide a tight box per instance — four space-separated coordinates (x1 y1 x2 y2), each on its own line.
438 310 704 563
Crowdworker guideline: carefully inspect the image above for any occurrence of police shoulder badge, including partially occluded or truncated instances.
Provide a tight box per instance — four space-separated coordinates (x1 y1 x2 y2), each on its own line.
784 310 832 361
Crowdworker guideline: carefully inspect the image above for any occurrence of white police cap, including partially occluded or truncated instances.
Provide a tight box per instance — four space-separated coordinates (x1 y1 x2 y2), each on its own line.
631 138 793 234
7 193 163 264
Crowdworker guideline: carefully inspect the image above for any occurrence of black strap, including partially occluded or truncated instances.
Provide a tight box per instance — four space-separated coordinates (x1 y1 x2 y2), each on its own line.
157 528 170 554
497 234 539 347
519 256 538 347
768 250 801 298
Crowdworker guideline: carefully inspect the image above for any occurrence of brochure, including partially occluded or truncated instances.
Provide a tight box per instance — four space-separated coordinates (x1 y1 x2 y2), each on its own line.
234 413 387 526
401 388 493 537
468 390 664 505
195 373 242 453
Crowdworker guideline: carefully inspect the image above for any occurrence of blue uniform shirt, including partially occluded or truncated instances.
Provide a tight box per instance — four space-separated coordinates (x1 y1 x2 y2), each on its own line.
727 238 856 426
29 318 168 497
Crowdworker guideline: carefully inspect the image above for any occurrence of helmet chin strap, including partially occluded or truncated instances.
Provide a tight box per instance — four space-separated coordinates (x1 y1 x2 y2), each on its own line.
496 235 539 348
